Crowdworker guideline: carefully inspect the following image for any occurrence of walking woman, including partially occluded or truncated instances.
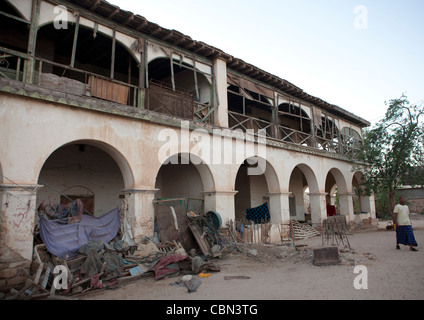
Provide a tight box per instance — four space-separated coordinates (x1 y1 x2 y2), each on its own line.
394 196 418 251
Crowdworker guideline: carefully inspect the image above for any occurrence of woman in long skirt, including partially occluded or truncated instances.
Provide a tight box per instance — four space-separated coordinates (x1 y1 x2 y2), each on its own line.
393 196 418 251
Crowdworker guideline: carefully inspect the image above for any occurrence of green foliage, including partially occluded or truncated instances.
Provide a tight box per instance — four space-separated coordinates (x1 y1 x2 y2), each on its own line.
354 94 424 214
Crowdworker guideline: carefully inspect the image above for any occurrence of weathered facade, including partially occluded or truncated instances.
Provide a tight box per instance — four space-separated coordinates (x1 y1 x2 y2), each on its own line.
0 0 375 290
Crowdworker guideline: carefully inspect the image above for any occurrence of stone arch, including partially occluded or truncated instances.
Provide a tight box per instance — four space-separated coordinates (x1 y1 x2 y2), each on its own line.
292 163 320 193
35 21 141 99
326 167 349 195
288 163 321 223
36 139 134 189
154 152 216 199
36 139 134 216
325 167 350 217
233 156 280 221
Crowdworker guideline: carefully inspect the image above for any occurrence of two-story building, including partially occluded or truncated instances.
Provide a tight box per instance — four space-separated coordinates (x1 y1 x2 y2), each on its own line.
0 0 375 288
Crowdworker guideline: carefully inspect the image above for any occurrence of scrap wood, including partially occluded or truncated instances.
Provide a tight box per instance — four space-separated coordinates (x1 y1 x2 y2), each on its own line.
290 220 320 240
10 268 58 300
188 221 211 256
224 276 251 280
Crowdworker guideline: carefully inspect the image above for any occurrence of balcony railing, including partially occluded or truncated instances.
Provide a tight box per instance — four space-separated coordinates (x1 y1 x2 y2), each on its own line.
33 58 141 107
228 110 362 157
0 47 28 82
0 46 362 158
228 111 274 139
144 80 214 123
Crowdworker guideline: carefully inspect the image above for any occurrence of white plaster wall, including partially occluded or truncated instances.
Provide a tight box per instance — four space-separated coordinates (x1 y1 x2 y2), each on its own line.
0 92 370 253
37 144 125 216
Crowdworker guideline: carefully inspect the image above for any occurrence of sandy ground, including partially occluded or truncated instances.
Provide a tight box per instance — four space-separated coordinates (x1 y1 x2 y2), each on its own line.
82 215 424 301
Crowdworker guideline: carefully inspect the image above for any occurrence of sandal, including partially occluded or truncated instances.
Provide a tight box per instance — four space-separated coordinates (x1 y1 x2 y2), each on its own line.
410 248 418 252
396 245 400 250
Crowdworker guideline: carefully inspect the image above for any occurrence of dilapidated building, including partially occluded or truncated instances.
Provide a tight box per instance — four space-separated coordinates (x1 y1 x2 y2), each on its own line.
0 0 375 290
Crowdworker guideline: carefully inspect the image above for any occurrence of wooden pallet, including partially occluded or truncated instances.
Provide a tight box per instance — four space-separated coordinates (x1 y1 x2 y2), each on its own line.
290 220 320 240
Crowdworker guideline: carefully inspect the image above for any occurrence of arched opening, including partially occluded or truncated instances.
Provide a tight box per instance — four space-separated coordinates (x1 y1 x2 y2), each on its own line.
325 171 339 216
234 157 279 222
277 102 312 146
325 168 349 217
37 143 126 217
315 115 340 153
235 162 268 222
341 127 363 157
155 154 206 201
154 153 214 250
146 57 213 121
352 171 375 216
289 164 319 223
227 81 274 139
34 23 139 105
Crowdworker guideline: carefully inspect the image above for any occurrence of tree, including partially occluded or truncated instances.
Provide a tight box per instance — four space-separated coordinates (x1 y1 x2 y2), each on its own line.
354 94 424 217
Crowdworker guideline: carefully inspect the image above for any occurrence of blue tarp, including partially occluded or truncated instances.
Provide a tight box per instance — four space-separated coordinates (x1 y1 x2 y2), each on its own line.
39 208 120 259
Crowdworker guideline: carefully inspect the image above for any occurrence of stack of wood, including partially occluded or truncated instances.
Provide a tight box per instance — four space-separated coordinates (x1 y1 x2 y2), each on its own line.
290 220 320 240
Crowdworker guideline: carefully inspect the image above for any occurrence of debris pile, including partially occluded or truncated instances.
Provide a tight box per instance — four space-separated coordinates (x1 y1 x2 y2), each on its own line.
2 198 230 299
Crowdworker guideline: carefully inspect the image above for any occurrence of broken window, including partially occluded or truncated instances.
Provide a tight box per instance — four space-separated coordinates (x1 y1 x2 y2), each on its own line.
315 113 340 152
341 127 363 157
145 53 214 122
227 74 275 139
34 21 140 105
277 102 312 146
0 2 29 81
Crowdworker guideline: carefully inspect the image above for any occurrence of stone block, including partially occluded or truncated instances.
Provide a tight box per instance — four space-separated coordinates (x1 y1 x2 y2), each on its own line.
313 247 340 266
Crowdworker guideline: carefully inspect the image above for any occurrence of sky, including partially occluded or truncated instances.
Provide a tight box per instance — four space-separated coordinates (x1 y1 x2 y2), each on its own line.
111 0 424 127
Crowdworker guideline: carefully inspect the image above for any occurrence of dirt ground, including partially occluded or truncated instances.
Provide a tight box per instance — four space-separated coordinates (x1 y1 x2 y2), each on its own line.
82 215 424 301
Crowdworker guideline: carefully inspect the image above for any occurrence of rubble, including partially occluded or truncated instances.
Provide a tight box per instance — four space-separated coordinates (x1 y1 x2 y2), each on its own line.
0 199 231 300
2 196 369 300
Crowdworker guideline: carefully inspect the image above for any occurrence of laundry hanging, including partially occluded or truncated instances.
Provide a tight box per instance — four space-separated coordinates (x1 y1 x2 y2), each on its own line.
245 202 270 223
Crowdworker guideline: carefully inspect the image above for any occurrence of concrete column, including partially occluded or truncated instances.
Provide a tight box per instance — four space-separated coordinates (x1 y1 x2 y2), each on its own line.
213 58 229 128
202 190 237 224
267 192 291 224
339 192 355 225
308 192 327 227
122 188 158 243
360 193 376 219
0 183 42 261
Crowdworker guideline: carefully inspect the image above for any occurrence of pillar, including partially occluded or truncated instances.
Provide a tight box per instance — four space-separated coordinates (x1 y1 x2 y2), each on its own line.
122 188 158 243
308 192 327 227
213 58 229 128
267 192 291 224
339 192 355 225
0 183 42 261
202 190 237 224
360 194 376 219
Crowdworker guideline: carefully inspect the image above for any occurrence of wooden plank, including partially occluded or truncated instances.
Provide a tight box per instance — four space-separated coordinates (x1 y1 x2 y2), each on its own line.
188 222 211 256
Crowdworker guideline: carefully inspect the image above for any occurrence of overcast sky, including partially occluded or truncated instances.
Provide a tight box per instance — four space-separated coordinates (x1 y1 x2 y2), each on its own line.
112 0 424 126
